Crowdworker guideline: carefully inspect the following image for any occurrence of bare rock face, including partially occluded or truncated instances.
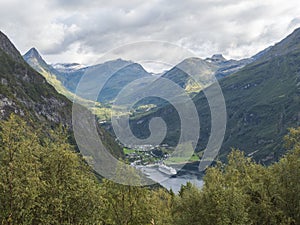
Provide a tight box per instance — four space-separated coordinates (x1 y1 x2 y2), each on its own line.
0 30 72 127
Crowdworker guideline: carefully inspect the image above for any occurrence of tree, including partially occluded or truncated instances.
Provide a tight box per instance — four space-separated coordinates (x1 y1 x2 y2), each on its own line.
0 114 43 224
99 164 154 225
0 115 104 224
149 188 173 225
38 127 103 224
201 157 250 225
271 128 300 224
172 182 204 225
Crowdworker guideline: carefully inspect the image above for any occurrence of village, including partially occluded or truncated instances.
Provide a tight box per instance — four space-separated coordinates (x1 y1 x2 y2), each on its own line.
124 144 172 166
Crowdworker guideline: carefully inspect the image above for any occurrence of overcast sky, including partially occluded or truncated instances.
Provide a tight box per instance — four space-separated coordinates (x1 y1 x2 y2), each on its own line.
1 0 300 72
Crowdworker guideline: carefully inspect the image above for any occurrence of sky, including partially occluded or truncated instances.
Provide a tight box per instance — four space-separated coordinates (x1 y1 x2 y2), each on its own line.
1 0 300 72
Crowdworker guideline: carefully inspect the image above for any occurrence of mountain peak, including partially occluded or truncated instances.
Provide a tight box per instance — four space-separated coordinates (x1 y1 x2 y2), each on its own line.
27 47 39 55
0 31 23 62
205 54 227 63
23 47 50 68
211 54 226 61
24 47 43 61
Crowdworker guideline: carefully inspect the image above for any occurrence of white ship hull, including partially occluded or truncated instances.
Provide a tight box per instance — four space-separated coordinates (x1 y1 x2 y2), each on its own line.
158 164 177 176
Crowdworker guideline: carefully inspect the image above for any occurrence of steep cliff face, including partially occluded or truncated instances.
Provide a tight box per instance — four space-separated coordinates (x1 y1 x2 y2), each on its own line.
0 31 72 126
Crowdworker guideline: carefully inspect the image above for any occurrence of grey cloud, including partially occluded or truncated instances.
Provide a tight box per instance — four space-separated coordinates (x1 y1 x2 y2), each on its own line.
289 17 300 29
1 0 300 67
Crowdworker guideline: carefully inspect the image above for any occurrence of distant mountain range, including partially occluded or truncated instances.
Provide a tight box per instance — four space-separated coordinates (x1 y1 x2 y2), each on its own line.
20 27 300 165
161 50 269 95
23 47 79 101
128 28 300 164
24 46 259 105
24 50 152 103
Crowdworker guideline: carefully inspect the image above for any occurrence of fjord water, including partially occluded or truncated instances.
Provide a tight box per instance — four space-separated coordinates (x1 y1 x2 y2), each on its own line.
140 164 203 193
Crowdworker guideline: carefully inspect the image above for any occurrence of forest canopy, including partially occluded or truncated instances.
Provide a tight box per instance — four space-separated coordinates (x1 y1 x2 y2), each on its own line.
0 114 299 225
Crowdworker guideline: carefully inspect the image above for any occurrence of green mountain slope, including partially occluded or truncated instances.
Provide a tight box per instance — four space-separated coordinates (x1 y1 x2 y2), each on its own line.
23 48 85 101
23 49 155 119
23 48 115 121
128 28 300 164
0 31 123 158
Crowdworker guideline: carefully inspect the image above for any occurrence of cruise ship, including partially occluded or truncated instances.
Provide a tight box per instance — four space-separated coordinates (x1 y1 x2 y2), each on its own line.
158 163 177 176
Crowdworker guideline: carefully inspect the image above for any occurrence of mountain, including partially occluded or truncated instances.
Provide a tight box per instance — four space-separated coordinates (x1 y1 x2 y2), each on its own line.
25 48 254 109
207 54 227 62
23 48 57 74
206 54 255 79
0 31 123 158
128 28 300 164
161 57 216 93
0 34 71 125
23 48 113 121
24 51 153 104
23 47 79 101
161 54 256 94
57 59 152 103
259 28 300 60
0 32 24 63
23 49 154 120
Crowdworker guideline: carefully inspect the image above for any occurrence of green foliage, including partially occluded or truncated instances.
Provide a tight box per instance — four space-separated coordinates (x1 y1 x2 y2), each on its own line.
173 129 300 225
172 182 204 225
272 128 300 224
149 188 173 225
38 128 103 224
0 114 42 224
99 164 173 225
0 115 103 224
123 147 136 155
0 114 299 224
100 179 152 225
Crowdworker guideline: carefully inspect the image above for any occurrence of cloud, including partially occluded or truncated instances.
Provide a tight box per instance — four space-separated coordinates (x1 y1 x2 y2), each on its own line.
1 0 300 70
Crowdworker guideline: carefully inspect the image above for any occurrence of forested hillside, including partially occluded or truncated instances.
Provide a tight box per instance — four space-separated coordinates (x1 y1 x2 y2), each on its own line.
0 115 299 224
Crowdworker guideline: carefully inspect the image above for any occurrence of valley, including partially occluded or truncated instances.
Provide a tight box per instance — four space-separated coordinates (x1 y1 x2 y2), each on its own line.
21 28 300 169
1 0 300 222
0 21 299 225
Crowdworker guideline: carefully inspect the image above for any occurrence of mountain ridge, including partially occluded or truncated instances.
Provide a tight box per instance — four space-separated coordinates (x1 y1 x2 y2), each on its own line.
0 31 24 63
24 50 153 103
128 27 300 164
0 31 123 158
